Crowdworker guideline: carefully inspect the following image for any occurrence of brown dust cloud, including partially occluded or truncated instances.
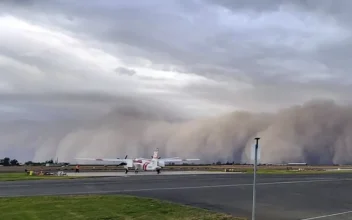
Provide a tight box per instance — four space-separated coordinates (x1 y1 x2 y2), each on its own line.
4 99 352 165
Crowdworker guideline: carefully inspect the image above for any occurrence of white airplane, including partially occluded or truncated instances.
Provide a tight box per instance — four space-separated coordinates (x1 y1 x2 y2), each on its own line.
75 148 200 174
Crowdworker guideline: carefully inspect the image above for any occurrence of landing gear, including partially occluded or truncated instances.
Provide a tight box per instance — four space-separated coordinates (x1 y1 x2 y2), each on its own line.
135 168 139 174
125 169 128 174
156 169 161 174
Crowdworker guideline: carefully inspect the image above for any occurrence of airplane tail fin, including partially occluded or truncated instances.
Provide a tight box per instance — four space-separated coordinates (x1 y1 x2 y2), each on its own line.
152 148 159 159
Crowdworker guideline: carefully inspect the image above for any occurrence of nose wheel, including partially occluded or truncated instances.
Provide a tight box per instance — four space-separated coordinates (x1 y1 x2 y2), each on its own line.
156 169 160 174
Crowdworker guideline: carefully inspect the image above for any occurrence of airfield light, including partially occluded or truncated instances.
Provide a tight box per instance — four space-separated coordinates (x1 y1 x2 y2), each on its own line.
252 137 260 220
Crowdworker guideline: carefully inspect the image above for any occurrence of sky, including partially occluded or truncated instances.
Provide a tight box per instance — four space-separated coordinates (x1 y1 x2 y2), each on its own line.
1 0 352 163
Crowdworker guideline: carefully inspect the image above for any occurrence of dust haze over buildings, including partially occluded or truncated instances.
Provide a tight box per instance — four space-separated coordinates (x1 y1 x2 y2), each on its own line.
2 98 352 165
2 1 352 164
54 99 352 165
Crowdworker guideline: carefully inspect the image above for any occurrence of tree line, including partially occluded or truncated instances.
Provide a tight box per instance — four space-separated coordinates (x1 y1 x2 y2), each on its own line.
0 157 19 166
24 159 58 166
0 158 60 166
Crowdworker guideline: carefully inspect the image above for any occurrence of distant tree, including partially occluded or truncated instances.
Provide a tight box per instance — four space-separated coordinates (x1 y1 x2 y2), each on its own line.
25 161 33 165
10 159 19 166
3 157 10 166
45 159 54 164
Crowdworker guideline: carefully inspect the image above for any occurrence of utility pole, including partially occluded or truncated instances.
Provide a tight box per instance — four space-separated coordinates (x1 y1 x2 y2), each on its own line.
252 137 260 220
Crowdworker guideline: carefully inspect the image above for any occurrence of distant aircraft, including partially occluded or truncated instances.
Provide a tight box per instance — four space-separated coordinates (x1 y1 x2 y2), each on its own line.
75 148 200 174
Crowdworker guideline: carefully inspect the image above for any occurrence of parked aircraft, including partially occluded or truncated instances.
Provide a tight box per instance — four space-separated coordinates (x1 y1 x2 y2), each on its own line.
75 148 200 174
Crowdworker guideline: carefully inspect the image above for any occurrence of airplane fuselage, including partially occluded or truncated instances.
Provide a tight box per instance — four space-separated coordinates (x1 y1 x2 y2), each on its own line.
126 158 162 173
75 148 199 175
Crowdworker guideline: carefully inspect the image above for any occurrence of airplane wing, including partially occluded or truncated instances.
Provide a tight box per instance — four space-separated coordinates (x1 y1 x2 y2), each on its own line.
75 157 134 167
75 157 128 162
159 157 200 163
138 158 152 161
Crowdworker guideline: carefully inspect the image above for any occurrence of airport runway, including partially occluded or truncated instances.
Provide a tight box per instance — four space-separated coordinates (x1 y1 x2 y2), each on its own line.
1 172 352 220
65 170 242 176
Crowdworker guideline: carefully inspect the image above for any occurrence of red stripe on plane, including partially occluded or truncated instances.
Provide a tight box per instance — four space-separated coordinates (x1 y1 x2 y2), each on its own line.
143 162 150 171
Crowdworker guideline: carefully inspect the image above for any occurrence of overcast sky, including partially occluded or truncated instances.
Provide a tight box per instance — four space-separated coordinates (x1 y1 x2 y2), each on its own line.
1 0 352 161
1 0 352 118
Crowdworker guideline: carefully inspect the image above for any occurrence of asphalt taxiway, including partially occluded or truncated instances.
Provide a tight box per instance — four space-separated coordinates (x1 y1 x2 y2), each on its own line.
1 172 352 220
65 170 243 176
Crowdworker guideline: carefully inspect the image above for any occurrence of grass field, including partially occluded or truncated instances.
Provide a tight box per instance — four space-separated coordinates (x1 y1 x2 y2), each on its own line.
2 164 352 174
0 173 83 181
1 170 348 182
2 165 352 177
0 195 245 220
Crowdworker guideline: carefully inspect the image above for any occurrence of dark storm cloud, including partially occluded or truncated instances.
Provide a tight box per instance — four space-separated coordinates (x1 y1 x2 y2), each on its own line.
2 0 352 164
2 0 351 87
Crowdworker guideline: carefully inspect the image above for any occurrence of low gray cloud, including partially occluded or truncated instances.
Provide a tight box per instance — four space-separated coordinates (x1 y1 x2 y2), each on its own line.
115 67 136 76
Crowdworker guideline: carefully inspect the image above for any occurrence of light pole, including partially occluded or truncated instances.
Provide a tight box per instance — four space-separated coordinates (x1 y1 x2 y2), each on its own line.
252 137 260 220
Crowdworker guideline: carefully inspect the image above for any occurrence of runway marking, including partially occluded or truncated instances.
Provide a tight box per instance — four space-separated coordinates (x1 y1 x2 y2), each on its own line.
0 177 348 189
0 178 350 197
300 210 352 219
0 184 30 187
0 178 338 188
111 178 350 193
